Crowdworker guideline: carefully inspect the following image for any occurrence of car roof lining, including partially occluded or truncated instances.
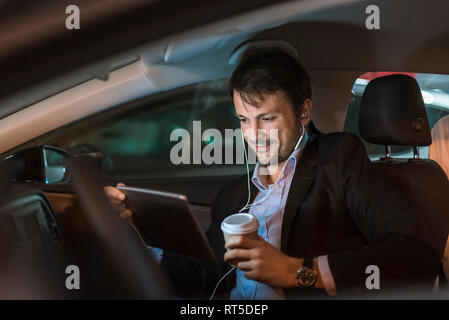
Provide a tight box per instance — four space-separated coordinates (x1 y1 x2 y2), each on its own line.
0 0 363 118
5 0 449 114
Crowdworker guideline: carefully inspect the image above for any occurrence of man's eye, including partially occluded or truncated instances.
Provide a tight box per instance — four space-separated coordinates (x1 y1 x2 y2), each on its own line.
239 118 248 123
262 117 275 121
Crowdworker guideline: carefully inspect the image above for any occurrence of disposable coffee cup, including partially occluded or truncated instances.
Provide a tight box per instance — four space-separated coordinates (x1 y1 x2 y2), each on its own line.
221 213 260 244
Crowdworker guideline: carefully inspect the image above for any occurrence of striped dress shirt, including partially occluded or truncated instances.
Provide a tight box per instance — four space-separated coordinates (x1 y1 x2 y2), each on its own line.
230 132 336 299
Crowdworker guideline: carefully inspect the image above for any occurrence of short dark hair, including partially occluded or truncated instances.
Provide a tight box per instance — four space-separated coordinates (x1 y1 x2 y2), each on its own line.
229 47 312 117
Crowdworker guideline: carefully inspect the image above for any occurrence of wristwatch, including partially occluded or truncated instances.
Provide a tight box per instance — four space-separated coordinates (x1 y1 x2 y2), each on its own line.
296 258 317 287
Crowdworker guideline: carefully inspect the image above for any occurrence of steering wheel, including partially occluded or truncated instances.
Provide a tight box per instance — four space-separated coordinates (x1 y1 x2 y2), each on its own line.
65 156 172 299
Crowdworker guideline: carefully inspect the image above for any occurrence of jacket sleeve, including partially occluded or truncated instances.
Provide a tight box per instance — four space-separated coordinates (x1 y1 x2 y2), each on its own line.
327 134 444 295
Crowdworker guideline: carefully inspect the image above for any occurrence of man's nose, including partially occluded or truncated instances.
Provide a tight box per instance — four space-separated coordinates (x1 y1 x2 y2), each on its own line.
246 121 260 141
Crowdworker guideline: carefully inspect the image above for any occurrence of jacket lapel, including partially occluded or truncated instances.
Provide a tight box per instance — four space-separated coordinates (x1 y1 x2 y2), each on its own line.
281 138 318 252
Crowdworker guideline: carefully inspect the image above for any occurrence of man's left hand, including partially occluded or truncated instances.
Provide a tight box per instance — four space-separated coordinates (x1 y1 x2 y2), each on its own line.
224 235 302 289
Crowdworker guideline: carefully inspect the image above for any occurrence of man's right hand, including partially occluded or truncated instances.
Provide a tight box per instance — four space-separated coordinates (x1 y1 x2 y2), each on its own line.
104 182 133 219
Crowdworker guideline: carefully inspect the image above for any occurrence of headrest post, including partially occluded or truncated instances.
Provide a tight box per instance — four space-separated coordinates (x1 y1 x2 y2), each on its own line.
413 146 420 159
385 145 392 159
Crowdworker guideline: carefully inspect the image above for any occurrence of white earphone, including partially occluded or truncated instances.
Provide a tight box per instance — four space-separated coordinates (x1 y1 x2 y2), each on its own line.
239 120 306 212
210 116 307 300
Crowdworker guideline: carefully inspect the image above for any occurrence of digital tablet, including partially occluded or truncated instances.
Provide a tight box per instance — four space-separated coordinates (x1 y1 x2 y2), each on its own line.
117 186 215 261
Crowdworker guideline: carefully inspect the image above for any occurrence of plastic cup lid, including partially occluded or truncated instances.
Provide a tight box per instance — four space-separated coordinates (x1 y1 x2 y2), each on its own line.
221 213 259 235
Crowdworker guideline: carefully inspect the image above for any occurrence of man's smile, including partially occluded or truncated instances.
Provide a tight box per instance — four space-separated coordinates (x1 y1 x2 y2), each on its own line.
255 143 270 153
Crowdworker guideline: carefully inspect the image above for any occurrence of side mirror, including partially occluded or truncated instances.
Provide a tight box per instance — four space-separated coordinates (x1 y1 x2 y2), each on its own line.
42 146 70 184
3 145 71 184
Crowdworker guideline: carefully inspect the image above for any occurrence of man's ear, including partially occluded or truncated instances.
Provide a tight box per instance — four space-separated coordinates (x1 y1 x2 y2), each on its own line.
299 99 312 125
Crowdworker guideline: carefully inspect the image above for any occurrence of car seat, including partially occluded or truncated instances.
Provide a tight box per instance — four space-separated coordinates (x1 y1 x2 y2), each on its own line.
358 74 449 291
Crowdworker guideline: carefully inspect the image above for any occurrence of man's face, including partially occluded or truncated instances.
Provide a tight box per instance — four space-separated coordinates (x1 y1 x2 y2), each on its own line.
234 90 306 166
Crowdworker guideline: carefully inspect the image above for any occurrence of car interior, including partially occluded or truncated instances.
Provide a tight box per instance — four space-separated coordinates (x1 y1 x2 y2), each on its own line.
0 0 449 298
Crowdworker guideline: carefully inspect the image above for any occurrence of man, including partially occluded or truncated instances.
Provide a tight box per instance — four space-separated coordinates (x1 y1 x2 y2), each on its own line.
105 48 444 299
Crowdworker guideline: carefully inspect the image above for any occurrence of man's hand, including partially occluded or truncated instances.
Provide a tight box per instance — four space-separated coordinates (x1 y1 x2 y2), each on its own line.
224 235 302 289
103 182 132 219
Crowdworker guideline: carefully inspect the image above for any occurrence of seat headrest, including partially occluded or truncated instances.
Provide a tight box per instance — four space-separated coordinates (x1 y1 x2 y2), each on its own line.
359 74 431 146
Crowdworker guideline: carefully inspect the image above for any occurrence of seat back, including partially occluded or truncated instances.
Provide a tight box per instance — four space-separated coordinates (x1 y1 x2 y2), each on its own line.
359 74 449 290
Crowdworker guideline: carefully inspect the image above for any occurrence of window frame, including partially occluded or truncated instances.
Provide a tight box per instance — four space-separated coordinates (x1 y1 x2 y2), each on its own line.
2 78 252 180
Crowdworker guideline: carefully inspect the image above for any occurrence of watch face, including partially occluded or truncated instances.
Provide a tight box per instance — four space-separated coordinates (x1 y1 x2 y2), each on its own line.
298 267 317 286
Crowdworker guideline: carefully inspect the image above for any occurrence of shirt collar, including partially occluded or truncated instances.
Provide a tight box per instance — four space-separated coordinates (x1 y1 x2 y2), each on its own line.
252 131 309 191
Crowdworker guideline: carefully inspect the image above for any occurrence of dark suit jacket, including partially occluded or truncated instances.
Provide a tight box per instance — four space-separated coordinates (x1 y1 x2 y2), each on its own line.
161 132 446 299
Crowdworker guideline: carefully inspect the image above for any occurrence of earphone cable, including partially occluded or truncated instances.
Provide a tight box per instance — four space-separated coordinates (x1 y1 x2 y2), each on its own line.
209 266 236 300
210 122 305 299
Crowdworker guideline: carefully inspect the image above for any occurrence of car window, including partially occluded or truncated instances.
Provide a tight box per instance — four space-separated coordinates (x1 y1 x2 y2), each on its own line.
343 72 449 160
45 78 248 179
